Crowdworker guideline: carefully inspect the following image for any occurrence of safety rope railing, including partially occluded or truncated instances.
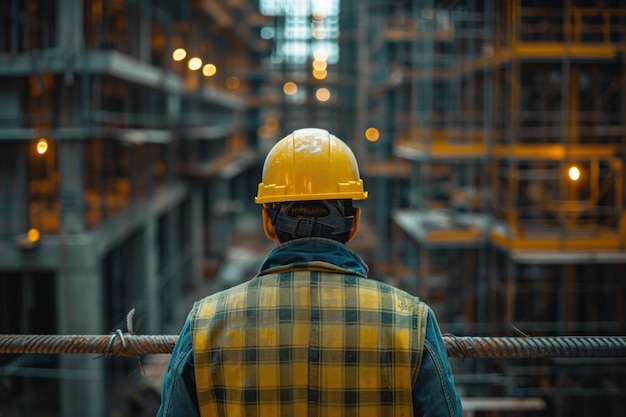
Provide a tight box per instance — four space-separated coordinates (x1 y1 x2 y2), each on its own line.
1 309 625 360
1 333 625 359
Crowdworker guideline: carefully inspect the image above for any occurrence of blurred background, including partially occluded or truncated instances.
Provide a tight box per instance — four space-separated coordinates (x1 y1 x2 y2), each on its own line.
0 0 625 416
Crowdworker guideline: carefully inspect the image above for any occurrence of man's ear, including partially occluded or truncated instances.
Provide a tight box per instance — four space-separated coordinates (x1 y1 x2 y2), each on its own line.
348 207 360 242
262 207 277 241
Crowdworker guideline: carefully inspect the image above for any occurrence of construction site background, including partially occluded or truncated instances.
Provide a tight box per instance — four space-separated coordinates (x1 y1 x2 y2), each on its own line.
0 1 625 416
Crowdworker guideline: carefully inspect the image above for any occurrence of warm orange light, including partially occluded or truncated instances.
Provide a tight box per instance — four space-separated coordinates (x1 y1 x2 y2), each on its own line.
27 228 40 243
257 126 270 139
36 138 48 154
202 64 217 77
266 116 279 131
316 88 331 102
188 57 202 70
568 166 581 181
312 59 327 71
172 48 187 61
312 69 327 80
365 127 380 142
226 76 240 89
283 81 298 95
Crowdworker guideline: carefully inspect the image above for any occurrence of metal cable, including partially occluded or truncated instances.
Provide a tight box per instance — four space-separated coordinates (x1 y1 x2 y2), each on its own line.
0 334 625 358
443 336 626 358
0 334 178 358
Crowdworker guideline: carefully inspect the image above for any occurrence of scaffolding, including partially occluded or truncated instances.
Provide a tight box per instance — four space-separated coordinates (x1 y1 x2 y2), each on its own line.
0 1 267 416
340 0 626 415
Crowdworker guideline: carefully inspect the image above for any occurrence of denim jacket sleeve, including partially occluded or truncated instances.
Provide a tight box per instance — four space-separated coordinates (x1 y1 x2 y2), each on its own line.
412 307 463 417
157 318 200 417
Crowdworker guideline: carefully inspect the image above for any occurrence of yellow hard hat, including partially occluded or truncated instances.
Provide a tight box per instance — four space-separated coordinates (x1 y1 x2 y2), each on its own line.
255 128 368 204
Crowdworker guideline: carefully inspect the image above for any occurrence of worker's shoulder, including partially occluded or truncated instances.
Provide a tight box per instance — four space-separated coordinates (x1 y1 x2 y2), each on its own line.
192 277 256 310
359 275 421 301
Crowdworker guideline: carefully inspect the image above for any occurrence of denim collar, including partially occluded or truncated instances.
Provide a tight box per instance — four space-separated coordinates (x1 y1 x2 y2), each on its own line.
257 237 369 277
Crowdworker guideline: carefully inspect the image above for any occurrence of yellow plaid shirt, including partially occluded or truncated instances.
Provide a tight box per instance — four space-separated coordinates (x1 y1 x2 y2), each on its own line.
191 266 427 417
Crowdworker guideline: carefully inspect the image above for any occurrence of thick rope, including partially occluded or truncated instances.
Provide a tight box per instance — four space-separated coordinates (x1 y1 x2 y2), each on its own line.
0 334 625 358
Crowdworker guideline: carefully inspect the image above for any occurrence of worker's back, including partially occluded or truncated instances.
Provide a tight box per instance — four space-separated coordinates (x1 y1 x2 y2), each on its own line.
192 268 427 417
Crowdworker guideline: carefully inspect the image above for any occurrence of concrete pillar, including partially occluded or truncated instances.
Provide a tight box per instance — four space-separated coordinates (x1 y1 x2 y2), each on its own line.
59 141 85 233
0 143 26 235
129 3 151 63
168 199 181 301
143 216 161 334
57 0 84 53
56 264 105 417
375 175 389 263
190 184 205 289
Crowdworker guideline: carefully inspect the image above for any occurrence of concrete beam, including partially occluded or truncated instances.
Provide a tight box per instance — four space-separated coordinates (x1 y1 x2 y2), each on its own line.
0 182 188 269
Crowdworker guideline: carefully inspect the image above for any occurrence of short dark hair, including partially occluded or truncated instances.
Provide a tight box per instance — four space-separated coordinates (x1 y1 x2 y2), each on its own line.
267 200 356 244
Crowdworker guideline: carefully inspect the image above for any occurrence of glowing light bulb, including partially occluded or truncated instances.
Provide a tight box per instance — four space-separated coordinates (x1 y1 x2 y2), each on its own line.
188 57 202 70
172 48 187 61
568 166 580 181
312 69 327 80
202 64 217 77
36 138 48 154
27 228 40 243
312 59 327 71
226 76 240 89
365 127 380 142
316 88 330 102
283 81 298 95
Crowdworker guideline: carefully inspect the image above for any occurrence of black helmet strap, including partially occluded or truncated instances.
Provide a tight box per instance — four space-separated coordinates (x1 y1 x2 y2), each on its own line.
267 200 354 238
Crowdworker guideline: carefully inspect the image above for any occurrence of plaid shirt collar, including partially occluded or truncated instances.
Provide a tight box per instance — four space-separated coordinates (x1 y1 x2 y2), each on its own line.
257 237 369 278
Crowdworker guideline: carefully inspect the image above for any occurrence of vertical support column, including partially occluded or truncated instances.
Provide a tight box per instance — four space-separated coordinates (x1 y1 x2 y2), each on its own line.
57 0 85 234
168 199 181 301
406 237 418 295
0 144 26 235
9 0 19 53
418 246 430 301
59 142 85 233
488 248 498 334
128 1 151 63
562 264 576 334
477 245 488 332
209 179 234 250
375 174 389 263
144 215 160 334
508 163 519 234
617 264 626 334
57 0 84 53
354 0 368 163
505 257 516 325
560 0 573 247
413 3 434 242
463 249 476 333
142 145 154 198
190 183 205 290
57 264 105 417
569 65 579 144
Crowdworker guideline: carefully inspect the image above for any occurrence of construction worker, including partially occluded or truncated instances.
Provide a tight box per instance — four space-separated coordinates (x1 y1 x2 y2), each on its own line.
157 128 463 416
